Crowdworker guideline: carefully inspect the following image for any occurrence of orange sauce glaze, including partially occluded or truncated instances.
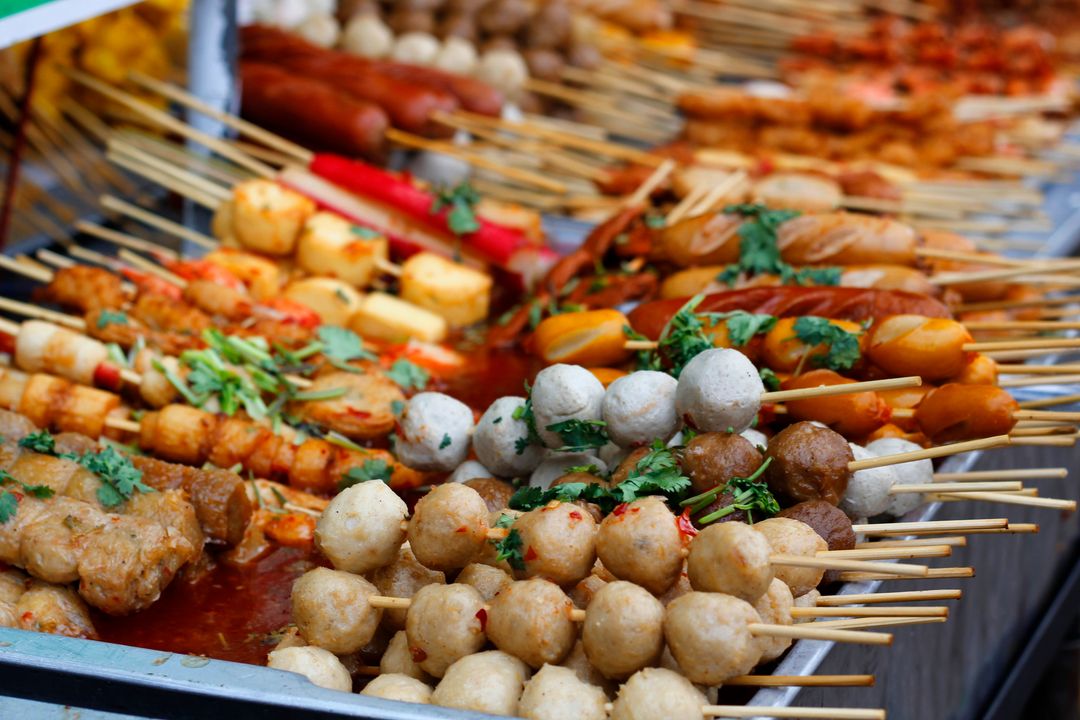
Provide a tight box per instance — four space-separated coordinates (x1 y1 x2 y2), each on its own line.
95 344 541 666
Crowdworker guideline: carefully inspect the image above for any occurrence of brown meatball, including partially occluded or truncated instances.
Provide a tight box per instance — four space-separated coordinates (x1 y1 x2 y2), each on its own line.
372 544 446 630
596 497 684 596
524 49 565 82
608 447 651 486
583 581 664 679
525 1 571 48
463 477 515 513
681 432 763 495
388 8 435 34
477 0 531 35
514 502 597 586
764 422 852 506
408 484 489 572
777 500 856 552
439 13 477 41
486 578 578 668
692 486 748 528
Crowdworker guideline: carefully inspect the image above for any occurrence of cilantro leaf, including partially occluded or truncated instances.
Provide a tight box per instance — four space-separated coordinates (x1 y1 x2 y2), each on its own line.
792 316 862 371
545 419 609 453
656 295 715 378
318 326 375 364
610 440 690 503
387 359 429 391
719 204 841 288
493 528 525 571
77 446 154 508
793 266 842 287
439 433 452 450
493 513 516 529
96 310 128 329
715 311 777 347
512 385 542 455
564 464 602 475
432 182 481 236
759 367 781 391
0 489 16 524
340 459 393 490
509 481 615 513
18 430 56 455
508 485 546 511
350 225 382 239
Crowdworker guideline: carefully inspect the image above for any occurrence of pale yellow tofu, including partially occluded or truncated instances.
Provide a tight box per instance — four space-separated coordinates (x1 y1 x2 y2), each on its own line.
284 278 363 326
211 199 235 242
296 211 389 288
349 292 447 344
476 198 543 242
232 179 316 256
399 252 492 328
203 248 282 301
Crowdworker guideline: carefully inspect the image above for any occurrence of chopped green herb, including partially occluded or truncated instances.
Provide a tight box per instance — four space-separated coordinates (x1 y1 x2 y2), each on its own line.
390 400 405 417
317 326 376 366
293 387 349 402
439 433 452 450
0 490 16 524
334 288 351 303
493 513 516 529
0 469 54 501
684 458 778 524
96 310 128 329
387 359 429 391
644 213 666 229
792 316 863 371
432 182 481 236
77 446 154 507
545 419 609 453
512 384 542 455
564 464 602 475
350 225 382 239
340 459 394 489
715 311 777 347
759 367 781 391
18 430 57 455
509 481 614 513
492 528 525 571
610 439 690 503
492 416 503 425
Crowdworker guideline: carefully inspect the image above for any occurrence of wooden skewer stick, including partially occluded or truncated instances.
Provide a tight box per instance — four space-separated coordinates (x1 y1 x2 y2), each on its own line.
110 139 232 203
384 128 568 194
935 468 1067 480
108 150 221 210
665 183 711 226
856 536 967 549
816 589 962 606
762 376 922 404
0 297 86 331
63 68 275 178
818 545 952 560
964 338 1080 352
442 110 664 167
625 159 677 208
126 71 313 164
75 221 181 262
966 320 1080 331
808 616 947 630
890 481 1022 494
848 435 1011 472
998 364 1080 375
964 523 1038 534
853 518 1007 535
769 554 928 578
931 259 1080 286
724 675 874 688
1010 435 1079 447
116 250 187 288
101 194 218 250
37 249 76 270
838 567 974 582
792 606 947 618
930 492 1076 511
0 254 53 283
0 318 20 337
955 294 1080 313
1019 393 1080 409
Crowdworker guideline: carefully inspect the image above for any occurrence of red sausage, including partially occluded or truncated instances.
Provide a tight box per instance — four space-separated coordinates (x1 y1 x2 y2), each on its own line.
240 63 388 159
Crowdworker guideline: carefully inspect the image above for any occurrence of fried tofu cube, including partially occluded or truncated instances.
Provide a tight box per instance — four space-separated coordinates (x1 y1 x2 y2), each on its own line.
296 211 389 288
232 179 316 256
283 278 364 326
203 248 282 301
348 292 447 344
399 252 492 328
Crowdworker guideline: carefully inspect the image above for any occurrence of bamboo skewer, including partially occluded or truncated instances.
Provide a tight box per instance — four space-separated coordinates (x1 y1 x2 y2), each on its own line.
63 68 274 178
0 296 85 330
838 567 975 582
792 606 948 619
723 675 874 688
847 436 1010 472
108 150 220 209
816 589 962 606
935 468 1068 481
127 71 313 165
856 536 967 549
75 221 180 262
100 195 218 250
818 545 952 560
1019 393 1080 409
853 519 1007 535
929 492 1076 510
808 616 947 631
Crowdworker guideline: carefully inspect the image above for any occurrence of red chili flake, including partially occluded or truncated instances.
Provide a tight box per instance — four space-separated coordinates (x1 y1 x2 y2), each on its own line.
676 508 699 541
612 503 628 516
20 612 33 623
524 546 538 562
0 332 15 356
568 510 583 521
454 525 468 533
759 404 777 425
409 646 428 663
475 608 488 632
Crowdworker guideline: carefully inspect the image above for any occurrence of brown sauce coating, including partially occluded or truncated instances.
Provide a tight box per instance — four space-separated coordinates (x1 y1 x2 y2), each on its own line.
777 500 855 551
764 422 852 506
680 432 763 495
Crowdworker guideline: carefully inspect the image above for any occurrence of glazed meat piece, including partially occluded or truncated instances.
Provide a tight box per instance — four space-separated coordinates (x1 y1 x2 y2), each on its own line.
777 500 856 551
33 266 126 313
130 456 252 546
680 432 763 495
463 477 515 513
14 579 98 639
0 494 195 615
764 422 853 506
